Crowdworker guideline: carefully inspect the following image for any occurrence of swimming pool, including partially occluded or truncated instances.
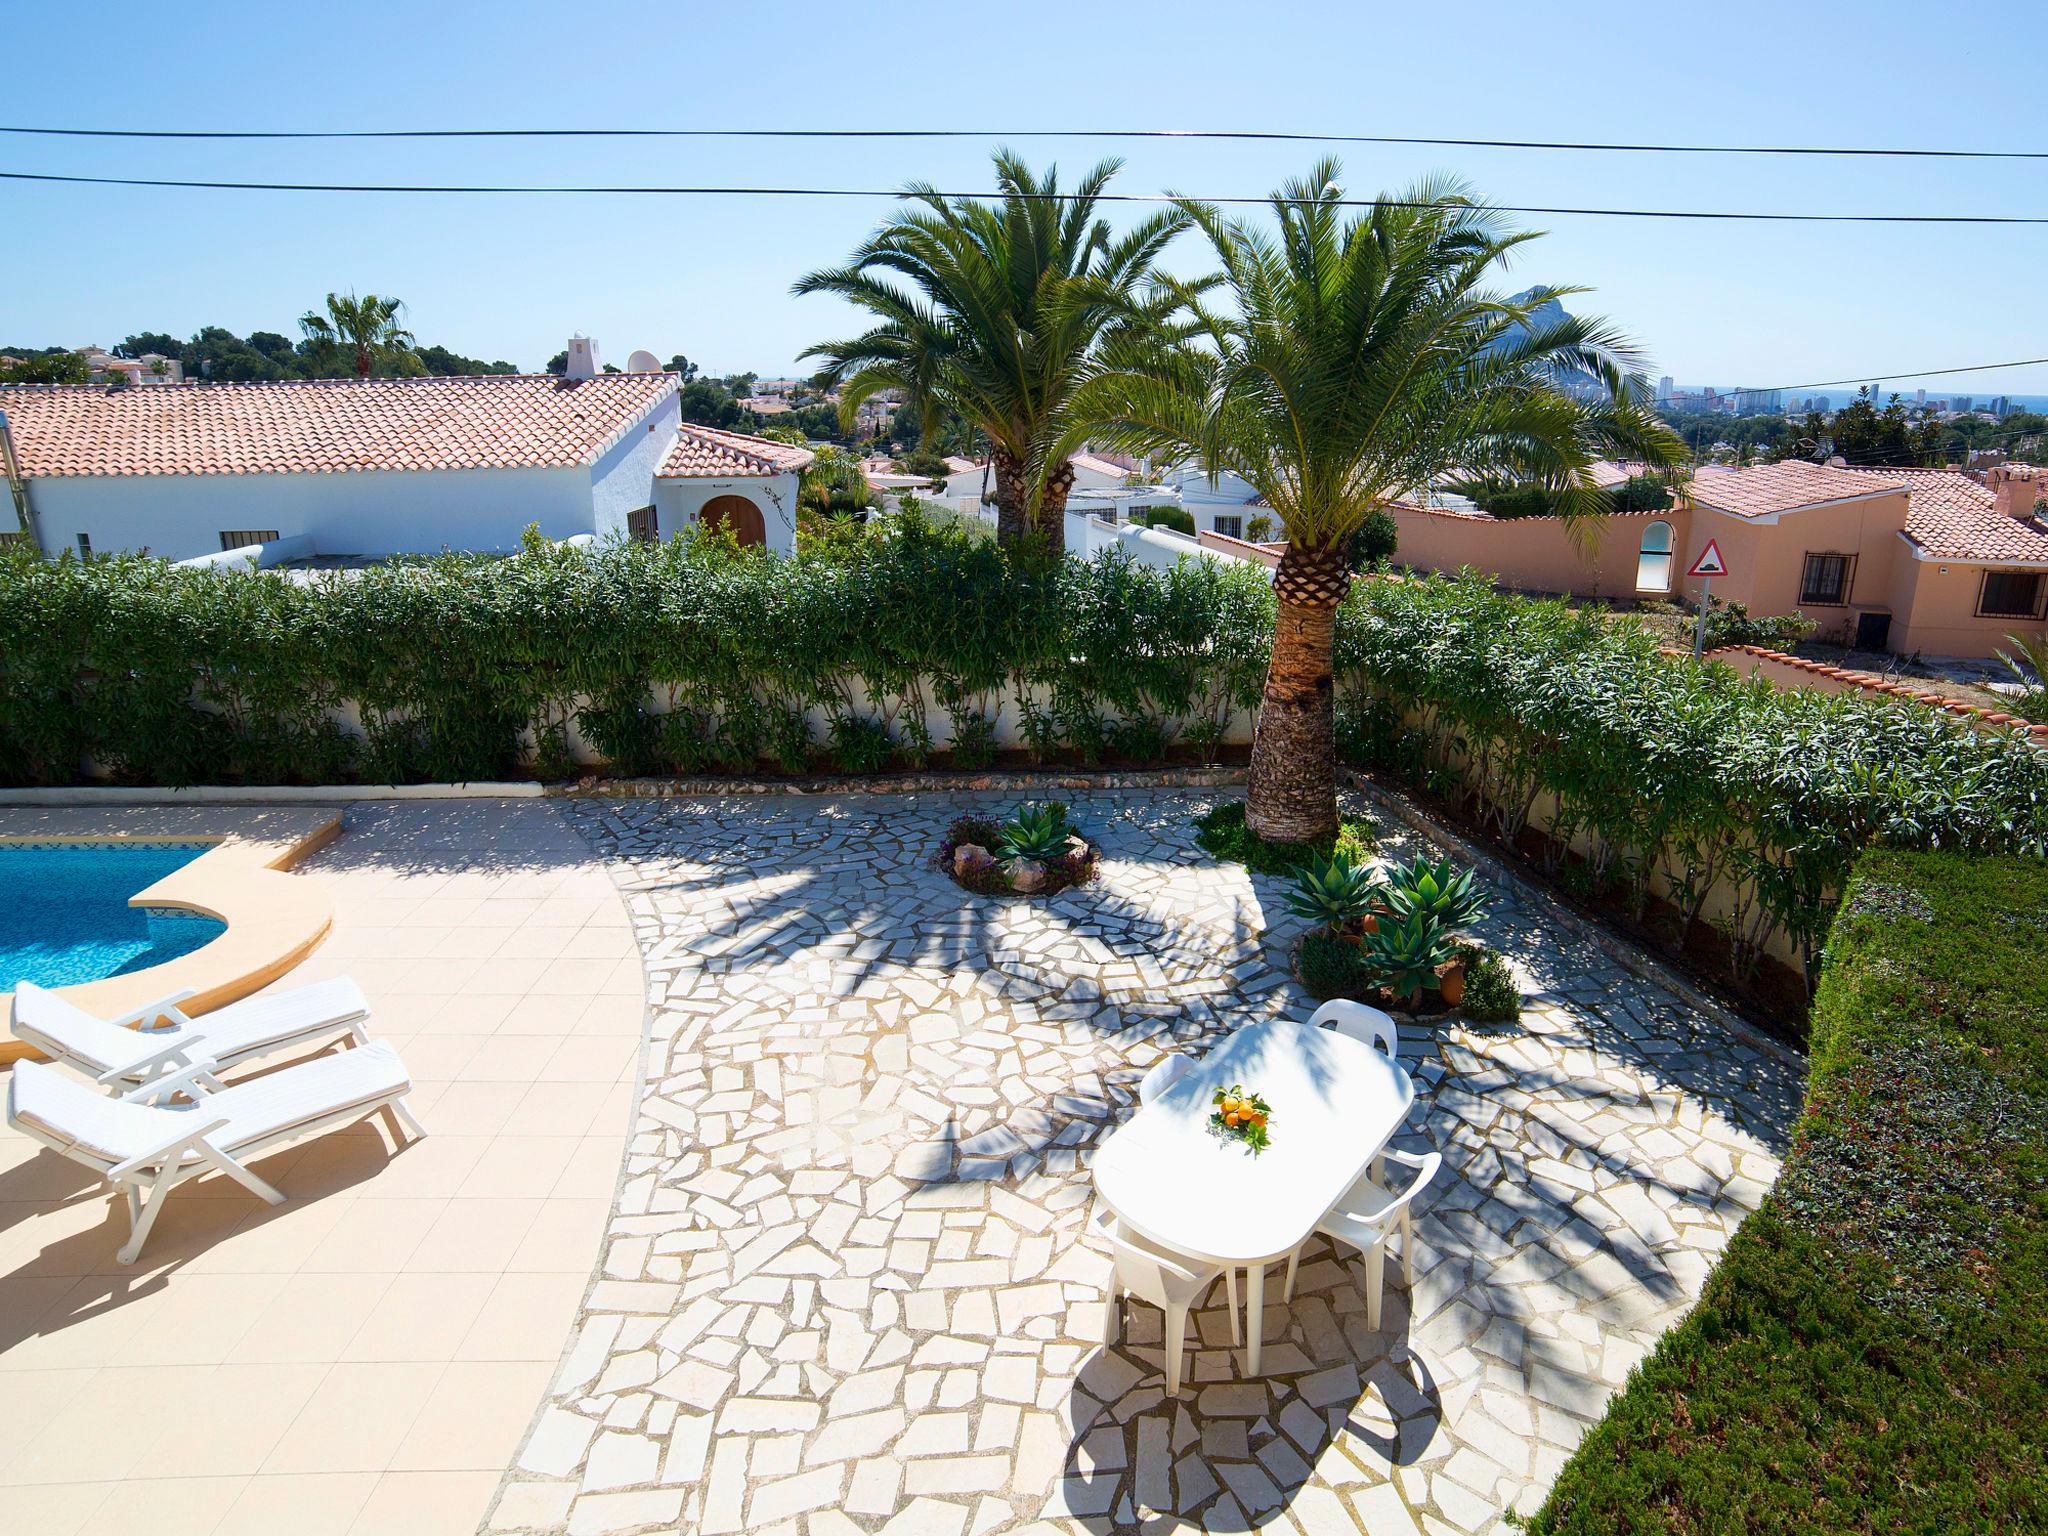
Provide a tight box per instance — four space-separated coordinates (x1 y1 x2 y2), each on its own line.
0 843 228 991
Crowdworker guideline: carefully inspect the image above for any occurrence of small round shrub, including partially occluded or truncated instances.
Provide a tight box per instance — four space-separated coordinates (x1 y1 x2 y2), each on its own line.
1459 946 1522 1023
1299 929 1374 1001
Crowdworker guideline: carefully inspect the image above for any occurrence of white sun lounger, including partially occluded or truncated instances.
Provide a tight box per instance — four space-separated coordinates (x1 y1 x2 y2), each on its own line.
9 977 371 1088
6 1042 421 1263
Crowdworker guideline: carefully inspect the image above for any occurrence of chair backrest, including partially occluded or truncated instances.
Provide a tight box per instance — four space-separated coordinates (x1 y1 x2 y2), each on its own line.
1308 999 1399 1058
1093 1207 1207 1307
1138 1054 1190 1106
1336 1148 1443 1232
8 981 145 1075
7 1059 184 1167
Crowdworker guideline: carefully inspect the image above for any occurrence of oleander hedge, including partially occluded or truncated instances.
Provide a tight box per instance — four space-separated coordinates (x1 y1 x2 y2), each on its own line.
1525 848 2048 1534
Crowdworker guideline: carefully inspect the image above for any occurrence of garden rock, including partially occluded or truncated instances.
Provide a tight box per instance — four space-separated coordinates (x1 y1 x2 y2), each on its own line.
1004 857 1049 893
953 843 995 880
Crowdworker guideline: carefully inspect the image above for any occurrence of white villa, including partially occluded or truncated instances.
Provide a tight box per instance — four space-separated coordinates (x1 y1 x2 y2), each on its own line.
0 339 813 563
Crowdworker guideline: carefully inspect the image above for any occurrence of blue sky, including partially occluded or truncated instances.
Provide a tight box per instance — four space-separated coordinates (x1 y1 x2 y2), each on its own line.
6 0 2046 392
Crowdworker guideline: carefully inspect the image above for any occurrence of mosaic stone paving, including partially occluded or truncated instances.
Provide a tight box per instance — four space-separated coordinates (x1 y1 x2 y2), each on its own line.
484 790 1801 1536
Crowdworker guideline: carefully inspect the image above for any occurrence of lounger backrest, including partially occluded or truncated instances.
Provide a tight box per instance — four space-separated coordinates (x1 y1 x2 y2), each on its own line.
7 1059 186 1166
8 982 156 1075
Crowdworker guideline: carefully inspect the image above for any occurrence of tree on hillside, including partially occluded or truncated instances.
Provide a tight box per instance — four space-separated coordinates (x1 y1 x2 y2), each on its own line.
0 350 89 385
298 292 417 380
1810 387 1944 468
677 377 758 431
1063 165 1681 843
796 150 1191 550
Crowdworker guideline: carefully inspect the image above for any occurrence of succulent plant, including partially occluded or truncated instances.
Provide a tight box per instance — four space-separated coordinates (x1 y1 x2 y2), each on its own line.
1284 852 1384 935
995 802 1074 863
1376 854 1488 932
1361 909 1460 1002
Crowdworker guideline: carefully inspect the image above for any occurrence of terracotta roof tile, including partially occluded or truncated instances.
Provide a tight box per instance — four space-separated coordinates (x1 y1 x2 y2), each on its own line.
1847 467 2048 564
658 424 815 478
1684 459 1907 518
0 373 678 478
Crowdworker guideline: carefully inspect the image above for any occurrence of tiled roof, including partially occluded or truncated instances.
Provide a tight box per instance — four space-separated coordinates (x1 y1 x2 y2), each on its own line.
1685 459 1907 518
1850 467 2048 564
658 424 814 478
0 374 677 478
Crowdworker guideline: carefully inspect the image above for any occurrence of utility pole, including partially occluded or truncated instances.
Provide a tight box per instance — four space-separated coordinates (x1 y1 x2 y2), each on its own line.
0 409 40 551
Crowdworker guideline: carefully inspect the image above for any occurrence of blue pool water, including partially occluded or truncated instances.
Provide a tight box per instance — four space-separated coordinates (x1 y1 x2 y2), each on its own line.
0 843 228 991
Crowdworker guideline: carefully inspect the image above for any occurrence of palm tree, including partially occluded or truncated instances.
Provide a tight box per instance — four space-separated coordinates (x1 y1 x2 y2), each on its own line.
794 151 1190 549
299 292 417 380
1062 164 1683 843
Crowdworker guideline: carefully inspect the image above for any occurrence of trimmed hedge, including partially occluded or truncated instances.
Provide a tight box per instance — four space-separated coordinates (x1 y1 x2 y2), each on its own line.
1336 575 2048 982
1526 849 2048 1534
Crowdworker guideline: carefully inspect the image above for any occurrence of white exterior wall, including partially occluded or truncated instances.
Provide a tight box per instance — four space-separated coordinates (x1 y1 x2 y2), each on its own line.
589 392 681 539
652 472 801 555
1065 511 1242 572
28 464 597 562
1169 467 1267 538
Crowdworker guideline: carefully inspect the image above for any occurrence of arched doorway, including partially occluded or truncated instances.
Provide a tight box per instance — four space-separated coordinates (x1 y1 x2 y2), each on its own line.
1635 519 1673 593
701 494 766 547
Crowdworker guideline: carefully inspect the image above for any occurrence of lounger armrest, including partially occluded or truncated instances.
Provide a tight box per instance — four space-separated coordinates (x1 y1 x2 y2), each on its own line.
119 1056 225 1105
94 1034 198 1087
107 1117 231 1180
106 989 199 1033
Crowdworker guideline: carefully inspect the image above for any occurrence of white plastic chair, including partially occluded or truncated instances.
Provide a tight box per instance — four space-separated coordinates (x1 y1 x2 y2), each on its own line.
1281 1147 1441 1329
1096 1207 1239 1395
1137 1053 1190 1106
7 1041 422 1264
1307 998 1398 1059
10 977 372 1087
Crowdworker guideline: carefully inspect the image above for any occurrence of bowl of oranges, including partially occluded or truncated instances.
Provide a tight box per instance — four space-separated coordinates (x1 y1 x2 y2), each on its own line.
1210 1083 1273 1154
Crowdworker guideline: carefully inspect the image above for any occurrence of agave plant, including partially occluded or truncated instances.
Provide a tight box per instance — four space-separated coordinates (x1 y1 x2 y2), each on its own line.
1284 853 1384 935
1361 909 1461 1003
1376 854 1489 932
996 802 1074 863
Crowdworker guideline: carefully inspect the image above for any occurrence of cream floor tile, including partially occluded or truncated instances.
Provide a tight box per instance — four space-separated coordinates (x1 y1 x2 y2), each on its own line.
462 1033 568 1083
298 1134 486 1202
126 1362 329 1478
111 1272 291 1367
455 1271 590 1362
391 1034 487 1084
410 1079 528 1136
214 1470 381 1536
0 1479 111 1536
455 1138 582 1202
504 1199 611 1274
299 1199 448 1274
0 1275 164 1372
490 926 580 961
0 1367 98 1446
410 992 523 1035
346 1468 503 1536
406 1198 546 1275
524 958 627 997
226 1272 396 1365
491 995 582 1038
78 1475 251 1536
386 1360 554 1472
549 1138 628 1201
568 993 646 1037
0 1275 114 1363
260 1361 445 1476
177 1192 357 1276
501 1080 623 1138
343 1272 497 1363
538 1037 638 1086
2 1365 204 1485
432 927 521 960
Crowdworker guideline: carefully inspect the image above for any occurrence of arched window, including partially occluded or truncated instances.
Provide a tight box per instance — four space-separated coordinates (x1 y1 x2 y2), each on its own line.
1636 520 1673 593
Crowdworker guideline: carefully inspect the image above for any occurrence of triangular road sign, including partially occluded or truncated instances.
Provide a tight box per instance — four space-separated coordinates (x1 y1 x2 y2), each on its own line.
1687 539 1729 578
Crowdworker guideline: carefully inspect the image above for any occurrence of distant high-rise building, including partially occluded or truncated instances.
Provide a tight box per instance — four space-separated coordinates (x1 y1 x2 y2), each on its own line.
1869 381 1883 405
1991 395 2013 418
1815 395 1831 413
1915 388 1927 405
1656 375 1674 404
1954 395 1974 413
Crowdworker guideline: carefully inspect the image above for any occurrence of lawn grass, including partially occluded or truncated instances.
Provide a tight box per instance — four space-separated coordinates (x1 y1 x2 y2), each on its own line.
1192 798 1374 878
1524 850 2048 1534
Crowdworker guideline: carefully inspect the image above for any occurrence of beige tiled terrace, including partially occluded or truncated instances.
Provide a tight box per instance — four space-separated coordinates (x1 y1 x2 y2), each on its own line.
0 800 644 1536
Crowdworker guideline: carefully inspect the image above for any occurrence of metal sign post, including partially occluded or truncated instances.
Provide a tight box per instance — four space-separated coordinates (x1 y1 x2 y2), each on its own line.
1687 539 1728 659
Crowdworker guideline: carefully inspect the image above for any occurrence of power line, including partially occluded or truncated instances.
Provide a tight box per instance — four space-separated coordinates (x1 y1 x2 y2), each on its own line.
6 168 2048 225
3 123 2047 161
1726 357 2048 394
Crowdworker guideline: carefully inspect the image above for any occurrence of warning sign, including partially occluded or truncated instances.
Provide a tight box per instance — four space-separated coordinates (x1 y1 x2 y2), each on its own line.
1687 539 1729 578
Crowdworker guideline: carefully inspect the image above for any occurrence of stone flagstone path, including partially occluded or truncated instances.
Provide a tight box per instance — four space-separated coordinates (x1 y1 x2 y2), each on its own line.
484 790 1800 1536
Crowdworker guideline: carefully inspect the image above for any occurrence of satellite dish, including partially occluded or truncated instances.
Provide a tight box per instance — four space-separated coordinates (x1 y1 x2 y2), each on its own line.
1825 454 1847 468
626 349 661 375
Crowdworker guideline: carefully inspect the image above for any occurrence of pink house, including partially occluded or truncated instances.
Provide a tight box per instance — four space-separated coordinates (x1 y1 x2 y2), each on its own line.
1389 460 2048 658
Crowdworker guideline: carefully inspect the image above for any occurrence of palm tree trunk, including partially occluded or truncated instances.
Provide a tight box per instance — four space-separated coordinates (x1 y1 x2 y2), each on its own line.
1246 542 1352 844
1033 460 1076 553
990 447 1029 546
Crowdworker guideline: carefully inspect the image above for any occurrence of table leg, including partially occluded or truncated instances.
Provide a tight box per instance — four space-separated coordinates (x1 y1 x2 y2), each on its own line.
1245 1261 1264 1377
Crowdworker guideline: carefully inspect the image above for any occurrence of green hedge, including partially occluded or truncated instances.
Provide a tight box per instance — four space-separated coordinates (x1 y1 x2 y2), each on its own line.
0 520 1274 787
1526 849 2048 1533
1336 575 2048 982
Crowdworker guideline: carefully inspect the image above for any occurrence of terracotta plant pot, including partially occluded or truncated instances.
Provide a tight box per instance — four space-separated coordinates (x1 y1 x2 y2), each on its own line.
1436 961 1466 1007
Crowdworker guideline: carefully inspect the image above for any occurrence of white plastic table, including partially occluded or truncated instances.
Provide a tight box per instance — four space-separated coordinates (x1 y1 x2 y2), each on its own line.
1092 1018 1415 1375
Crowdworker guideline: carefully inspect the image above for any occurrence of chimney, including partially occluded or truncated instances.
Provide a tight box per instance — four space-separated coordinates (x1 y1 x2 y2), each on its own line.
1989 464 2045 522
564 335 600 380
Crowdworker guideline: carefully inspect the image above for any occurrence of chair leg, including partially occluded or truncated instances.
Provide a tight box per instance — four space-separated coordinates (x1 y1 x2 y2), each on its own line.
1282 1244 1301 1304
196 1144 285 1206
1365 1236 1386 1331
118 1167 181 1265
1402 1208 1415 1286
1163 1300 1189 1397
1225 1265 1241 1347
1105 1286 1121 1347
